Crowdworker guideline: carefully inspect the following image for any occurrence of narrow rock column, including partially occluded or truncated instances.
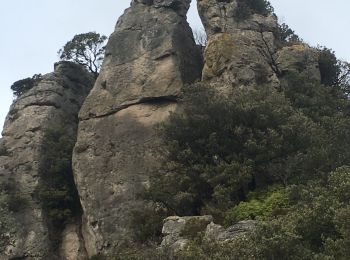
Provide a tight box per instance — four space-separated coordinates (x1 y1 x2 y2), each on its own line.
73 0 202 256
0 62 94 259
197 0 280 92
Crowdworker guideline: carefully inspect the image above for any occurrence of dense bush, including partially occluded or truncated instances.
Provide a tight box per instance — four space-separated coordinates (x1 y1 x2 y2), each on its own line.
318 47 350 96
235 0 273 20
225 185 288 225
145 83 334 223
10 74 42 97
275 23 301 47
39 127 81 228
128 205 167 244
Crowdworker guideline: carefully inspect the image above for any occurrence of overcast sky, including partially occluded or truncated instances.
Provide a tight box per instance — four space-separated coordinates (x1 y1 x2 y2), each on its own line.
1 0 349 134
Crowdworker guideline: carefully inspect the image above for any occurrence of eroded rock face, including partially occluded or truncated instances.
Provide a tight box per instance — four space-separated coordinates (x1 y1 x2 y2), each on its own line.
73 0 202 256
0 61 94 259
160 216 256 252
198 0 280 92
276 43 321 81
204 220 256 242
161 215 213 252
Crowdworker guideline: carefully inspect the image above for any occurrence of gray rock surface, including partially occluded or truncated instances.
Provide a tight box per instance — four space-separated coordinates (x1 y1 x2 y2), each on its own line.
0 61 94 259
160 216 255 251
204 220 256 242
161 215 213 251
276 43 321 81
73 0 202 256
198 0 280 93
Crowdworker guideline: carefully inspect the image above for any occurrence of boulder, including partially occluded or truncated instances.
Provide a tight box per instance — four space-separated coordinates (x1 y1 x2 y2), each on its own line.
161 215 213 251
205 220 256 242
276 43 321 81
160 216 256 252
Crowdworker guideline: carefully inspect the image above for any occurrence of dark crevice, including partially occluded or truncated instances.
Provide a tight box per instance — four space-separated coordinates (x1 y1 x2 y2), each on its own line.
84 95 179 120
22 102 61 110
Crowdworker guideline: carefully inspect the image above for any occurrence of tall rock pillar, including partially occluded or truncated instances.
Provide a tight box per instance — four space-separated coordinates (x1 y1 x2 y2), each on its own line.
197 0 280 92
73 0 202 255
0 62 94 259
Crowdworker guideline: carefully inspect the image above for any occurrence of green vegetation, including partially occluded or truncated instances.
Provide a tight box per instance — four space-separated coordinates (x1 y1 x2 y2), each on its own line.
0 189 16 252
39 127 81 229
58 32 107 77
128 205 167 243
128 38 350 258
275 23 301 46
318 47 350 93
225 185 288 224
235 0 273 21
146 83 331 222
10 74 42 97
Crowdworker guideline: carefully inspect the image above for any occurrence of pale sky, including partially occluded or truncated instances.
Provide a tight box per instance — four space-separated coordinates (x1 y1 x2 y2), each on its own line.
1 1 349 134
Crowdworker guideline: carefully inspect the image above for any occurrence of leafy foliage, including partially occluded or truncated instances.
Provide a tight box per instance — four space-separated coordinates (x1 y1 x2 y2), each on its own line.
39 127 81 228
128 205 167 244
58 32 107 76
225 186 288 224
235 0 274 21
318 47 350 95
275 23 301 46
146 84 331 222
10 74 42 97
0 190 16 252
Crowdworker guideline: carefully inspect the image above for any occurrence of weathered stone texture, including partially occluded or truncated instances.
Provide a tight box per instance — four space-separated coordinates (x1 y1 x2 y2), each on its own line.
161 215 213 252
0 61 94 259
276 43 321 81
160 216 256 252
198 0 280 92
73 0 202 256
204 220 256 242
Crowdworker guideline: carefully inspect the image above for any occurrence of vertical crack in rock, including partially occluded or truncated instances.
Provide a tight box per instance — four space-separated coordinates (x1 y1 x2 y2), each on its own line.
0 61 94 259
73 0 202 256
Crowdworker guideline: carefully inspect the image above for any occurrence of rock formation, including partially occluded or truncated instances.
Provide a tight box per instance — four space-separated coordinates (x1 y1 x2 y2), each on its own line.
0 61 94 259
0 1 328 259
197 0 280 93
72 0 202 256
160 216 256 252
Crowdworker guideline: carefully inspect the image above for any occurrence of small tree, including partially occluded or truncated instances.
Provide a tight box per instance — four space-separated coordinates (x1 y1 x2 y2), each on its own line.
10 74 42 97
275 23 301 46
58 32 107 77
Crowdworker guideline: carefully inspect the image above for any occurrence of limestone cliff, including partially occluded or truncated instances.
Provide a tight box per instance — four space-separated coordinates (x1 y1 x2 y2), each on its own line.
198 0 280 92
0 62 94 259
0 0 328 259
197 0 320 92
72 0 202 256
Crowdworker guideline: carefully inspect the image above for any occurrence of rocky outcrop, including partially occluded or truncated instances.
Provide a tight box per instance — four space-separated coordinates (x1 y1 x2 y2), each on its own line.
204 220 256 242
73 0 202 256
276 43 321 81
160 216 256 252
198 0 280 93
161 215 213 251
0 61 94 259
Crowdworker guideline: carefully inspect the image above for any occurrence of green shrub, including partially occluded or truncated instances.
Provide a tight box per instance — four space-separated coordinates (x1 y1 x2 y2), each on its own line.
180 218 210 239
225 186 288 224
275 23 301 47
10 74 42 97
235 0 273 21
146 84 326 223
39 127 82 231
129 205 167 243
